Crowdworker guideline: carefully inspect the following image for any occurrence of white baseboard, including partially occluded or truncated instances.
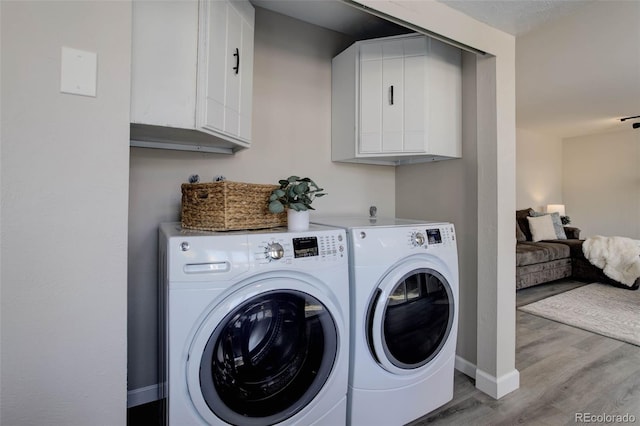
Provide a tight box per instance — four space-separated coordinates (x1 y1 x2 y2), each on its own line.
475 367 520 399
454 355 476 379
128 383 163 408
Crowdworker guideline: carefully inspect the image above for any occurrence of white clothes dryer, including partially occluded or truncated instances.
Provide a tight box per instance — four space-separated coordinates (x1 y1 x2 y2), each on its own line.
159 223 349 426
311 217 459 426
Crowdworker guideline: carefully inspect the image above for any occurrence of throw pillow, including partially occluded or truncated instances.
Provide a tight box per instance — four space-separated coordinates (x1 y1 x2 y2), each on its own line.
527 215 557 242
530 211 567 239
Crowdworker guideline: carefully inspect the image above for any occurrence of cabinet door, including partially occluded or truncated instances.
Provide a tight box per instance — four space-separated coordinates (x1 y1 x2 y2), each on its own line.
381 56 403 152
403 54 427 152
359 43 382 153
429 38 461 157
359 40 406 154
381 40 404 152
200 0 254 142
130 0 199 128
205 0 227 132
237 9 254 141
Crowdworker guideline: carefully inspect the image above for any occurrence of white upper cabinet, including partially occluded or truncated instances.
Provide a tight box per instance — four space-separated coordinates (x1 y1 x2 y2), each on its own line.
130 0 254 154
199 0 254 142
332 34 462 165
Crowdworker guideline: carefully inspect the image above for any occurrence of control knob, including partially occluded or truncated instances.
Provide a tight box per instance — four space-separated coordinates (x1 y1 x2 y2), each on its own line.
266 242 285 260
411 232 425 247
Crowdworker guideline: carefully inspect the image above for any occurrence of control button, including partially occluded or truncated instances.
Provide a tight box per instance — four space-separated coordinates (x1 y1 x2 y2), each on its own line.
266 242 285 260
411 232 425 247
360 231 366 239
338 234 343 242
180 241 190 252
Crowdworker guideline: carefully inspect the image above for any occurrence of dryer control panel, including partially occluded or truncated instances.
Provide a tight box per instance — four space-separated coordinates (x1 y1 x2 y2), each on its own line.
405 225 456 249
427 225 455 247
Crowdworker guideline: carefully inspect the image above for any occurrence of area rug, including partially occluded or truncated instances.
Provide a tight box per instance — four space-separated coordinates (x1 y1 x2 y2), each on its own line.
519 283 640 346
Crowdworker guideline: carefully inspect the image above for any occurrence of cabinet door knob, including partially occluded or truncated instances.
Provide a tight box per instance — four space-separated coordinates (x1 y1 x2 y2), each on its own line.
389 85 394 105
233 48 240 75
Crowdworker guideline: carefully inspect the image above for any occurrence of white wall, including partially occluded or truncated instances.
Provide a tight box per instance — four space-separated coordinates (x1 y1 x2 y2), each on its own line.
127 7 396 398
563 129 640 239
1 1 130 424
516 128 563 211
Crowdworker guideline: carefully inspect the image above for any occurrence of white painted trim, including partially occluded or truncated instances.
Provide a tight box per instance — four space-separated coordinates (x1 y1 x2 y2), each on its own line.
127 383 162 408
475 368 520 399
454 355 476 379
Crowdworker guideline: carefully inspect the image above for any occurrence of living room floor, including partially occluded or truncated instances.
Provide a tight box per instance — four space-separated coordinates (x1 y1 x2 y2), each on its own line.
129 279 640 425
411 278 640 425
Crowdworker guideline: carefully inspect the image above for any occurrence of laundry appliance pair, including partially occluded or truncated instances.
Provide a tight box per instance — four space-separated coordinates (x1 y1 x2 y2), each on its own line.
159 216 458 426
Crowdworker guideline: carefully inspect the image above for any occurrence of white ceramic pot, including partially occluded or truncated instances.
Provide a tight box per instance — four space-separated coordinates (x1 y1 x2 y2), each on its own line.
287 209 310 232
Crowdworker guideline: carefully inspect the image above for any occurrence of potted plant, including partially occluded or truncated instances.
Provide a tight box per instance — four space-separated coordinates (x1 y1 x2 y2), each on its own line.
268 176 326 231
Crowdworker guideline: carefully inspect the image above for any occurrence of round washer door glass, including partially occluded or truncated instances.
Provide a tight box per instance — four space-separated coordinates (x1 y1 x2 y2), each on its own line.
370 268 454 369
199 290 337 425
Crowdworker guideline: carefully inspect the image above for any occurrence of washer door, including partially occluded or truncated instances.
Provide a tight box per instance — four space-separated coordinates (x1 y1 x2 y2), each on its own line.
187 277 339 425
367 258 454 373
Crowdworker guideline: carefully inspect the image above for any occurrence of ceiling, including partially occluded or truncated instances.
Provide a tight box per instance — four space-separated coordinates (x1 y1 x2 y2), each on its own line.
436 0 594 37
438 0 640 138
253 0 640 139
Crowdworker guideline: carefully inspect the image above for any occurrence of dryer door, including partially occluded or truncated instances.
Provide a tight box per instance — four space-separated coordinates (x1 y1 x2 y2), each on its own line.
367 257 455 373
187 277 339 425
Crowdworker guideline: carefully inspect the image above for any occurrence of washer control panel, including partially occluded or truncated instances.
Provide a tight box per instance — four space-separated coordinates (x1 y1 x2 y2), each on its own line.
253 231 346 265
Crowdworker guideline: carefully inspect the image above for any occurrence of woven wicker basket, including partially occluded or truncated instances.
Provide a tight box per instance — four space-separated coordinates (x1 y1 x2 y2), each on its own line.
181 181 287 231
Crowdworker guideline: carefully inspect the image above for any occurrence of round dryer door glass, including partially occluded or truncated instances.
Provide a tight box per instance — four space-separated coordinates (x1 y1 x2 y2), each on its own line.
199 290 337 425
371 268 454 369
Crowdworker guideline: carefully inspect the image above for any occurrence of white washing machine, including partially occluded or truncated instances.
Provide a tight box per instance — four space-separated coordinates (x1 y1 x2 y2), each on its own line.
311 217 459 426
159 223 349 426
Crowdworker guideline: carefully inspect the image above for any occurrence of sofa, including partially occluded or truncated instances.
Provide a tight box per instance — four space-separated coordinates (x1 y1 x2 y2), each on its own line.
516 208 581 289
516 208 640 290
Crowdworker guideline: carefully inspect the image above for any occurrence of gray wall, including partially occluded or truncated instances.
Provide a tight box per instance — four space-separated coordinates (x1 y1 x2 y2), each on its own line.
129 0 519 400
1 1 130 424
563 129 640 239
0 0 518 415
127 7 397 399
396 51 478 366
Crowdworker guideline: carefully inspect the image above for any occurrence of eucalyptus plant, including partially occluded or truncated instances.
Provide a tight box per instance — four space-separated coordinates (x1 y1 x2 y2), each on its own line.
268 176 326 213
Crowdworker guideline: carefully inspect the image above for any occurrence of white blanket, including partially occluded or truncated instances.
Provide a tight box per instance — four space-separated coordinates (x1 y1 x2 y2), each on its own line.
582 236 640 287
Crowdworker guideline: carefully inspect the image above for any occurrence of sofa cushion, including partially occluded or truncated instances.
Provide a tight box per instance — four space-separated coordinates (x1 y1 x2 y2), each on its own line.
516 208 534 241
530 211 567 239
527 215 558 242
516 222 526 242
516 241 570 267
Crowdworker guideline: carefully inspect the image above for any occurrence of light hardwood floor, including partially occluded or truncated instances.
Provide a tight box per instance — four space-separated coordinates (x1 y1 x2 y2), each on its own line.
410 279 640 425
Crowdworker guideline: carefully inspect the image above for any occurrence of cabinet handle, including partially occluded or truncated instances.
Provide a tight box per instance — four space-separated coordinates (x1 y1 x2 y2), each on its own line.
233 48 240 75
389 85 394 105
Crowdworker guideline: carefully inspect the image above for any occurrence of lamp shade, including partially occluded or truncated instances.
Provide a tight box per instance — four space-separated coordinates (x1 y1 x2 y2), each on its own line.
546 204 565 216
